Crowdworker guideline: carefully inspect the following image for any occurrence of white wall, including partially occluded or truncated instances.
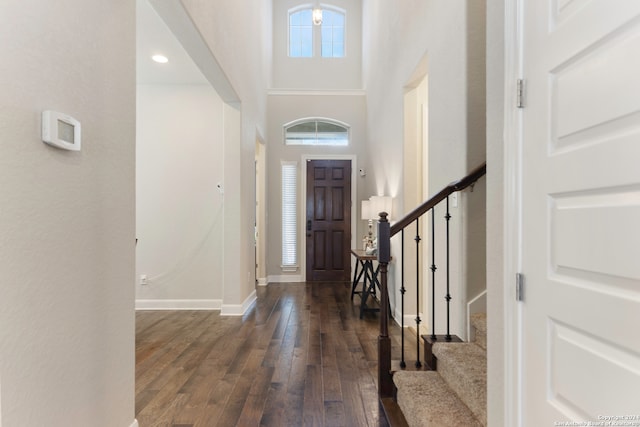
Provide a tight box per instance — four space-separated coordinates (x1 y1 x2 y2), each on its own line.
255 140 268 285
136 84 224 307
272 0 363 90
464 0 488 308
362 0 486 337
266 94 368 280
178 0 273 310
0 0 135 425
363 0 469 206
401 77 429 320
220 103 248 313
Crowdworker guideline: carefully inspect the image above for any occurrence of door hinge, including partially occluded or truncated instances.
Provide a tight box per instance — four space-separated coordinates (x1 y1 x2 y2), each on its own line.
515 273 525 302
516 79 525 108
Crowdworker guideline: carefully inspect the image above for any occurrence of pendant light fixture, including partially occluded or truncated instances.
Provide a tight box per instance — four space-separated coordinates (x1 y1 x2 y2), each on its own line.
312 4 323 25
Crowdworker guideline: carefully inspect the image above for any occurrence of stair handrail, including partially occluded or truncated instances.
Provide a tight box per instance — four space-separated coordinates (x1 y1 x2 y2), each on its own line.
376 161 486 399
390 162 486 237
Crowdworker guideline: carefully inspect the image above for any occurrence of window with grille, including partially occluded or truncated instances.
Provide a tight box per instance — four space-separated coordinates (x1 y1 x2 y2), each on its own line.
284 118 349 146
321 10 345 57
289 9 313 57
288 6 345 58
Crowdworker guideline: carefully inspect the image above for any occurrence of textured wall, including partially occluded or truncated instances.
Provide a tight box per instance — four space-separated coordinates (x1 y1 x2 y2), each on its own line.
181 0 272 308
271 0 363 90
0 0 135 426
362 0 487 337
136 84 224 304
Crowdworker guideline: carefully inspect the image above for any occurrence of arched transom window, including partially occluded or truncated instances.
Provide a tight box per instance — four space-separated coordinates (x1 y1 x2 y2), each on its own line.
284 118 350 146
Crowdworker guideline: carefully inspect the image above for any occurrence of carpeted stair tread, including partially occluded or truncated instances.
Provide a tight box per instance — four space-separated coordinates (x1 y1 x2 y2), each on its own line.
470 312 487 350
470 312 486 334
394 370 483 427
432 342 487 425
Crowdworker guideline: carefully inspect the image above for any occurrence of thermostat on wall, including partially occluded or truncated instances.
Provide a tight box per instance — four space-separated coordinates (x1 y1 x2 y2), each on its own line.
42 110 81 151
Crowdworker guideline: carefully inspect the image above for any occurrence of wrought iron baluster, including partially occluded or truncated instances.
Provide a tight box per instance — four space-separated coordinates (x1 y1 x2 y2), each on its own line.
445 196 452 341
414 219 422 368
430 207 437 340
400 229 406 368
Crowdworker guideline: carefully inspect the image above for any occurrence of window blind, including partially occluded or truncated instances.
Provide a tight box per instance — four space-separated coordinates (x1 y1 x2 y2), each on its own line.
281 162 298 268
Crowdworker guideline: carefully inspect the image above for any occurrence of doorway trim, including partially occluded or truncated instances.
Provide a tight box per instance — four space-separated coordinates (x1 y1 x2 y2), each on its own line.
402 64 429 332
503 0 524 425
255 133 267 286
300 154 358 282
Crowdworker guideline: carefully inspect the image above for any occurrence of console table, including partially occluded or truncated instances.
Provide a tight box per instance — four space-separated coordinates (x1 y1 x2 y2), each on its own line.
350 249 388 319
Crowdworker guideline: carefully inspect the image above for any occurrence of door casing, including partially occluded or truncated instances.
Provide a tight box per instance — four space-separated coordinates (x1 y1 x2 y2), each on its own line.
504 0 524 425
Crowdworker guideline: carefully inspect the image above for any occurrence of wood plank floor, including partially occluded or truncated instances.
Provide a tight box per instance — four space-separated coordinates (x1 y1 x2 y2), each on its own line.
135 282 416 427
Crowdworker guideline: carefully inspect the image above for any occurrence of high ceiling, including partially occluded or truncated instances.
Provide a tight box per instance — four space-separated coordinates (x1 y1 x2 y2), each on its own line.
136 0 208 85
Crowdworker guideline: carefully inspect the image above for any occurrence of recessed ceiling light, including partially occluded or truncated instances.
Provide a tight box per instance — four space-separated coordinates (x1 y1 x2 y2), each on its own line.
152 54 168 63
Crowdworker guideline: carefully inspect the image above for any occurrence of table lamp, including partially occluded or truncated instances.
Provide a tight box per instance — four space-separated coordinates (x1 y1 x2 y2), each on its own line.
361 200 373 240
369 195 393 221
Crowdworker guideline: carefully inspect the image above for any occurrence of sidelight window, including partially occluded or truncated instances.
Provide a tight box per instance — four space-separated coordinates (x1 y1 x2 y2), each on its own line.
281 161 298 269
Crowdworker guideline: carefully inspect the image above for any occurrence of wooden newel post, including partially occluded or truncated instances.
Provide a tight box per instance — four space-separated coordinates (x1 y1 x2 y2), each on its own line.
377 212 393 398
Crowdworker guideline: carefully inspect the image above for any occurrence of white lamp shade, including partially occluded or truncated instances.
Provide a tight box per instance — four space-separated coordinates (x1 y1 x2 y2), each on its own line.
369 196 392 220
361 200 372 220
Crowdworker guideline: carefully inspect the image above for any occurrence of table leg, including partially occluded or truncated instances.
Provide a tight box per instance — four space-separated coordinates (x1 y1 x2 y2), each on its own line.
351 259 360 300
369 267 392 320
359 260 392 319
351 259 366 301
360 261 376 319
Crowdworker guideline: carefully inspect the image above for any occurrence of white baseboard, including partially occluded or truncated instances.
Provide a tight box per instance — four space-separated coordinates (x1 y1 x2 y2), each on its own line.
267 274 304 283
221 290 257 316
130 420 139 427
392 308 423 331
405 313 423 330
135 299 222 310
467 290 487 341
257 277 268 286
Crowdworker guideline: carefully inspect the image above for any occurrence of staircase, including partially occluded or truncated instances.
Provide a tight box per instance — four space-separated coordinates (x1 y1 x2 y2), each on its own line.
375 164 487 426
393 312 487 426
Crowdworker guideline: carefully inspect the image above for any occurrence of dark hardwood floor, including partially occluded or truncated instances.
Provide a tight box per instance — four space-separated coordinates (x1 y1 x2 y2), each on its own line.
135 282 414 426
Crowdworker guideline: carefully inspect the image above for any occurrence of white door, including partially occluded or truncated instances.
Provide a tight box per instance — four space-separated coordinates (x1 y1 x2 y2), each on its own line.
519 0 640 424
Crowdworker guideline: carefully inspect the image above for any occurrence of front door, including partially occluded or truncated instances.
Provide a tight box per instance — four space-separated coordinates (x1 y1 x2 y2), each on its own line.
306 159 351 282
519 1 640 424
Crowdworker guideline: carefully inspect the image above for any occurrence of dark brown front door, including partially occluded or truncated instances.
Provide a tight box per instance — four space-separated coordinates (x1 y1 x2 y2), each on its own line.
306 159 352 282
